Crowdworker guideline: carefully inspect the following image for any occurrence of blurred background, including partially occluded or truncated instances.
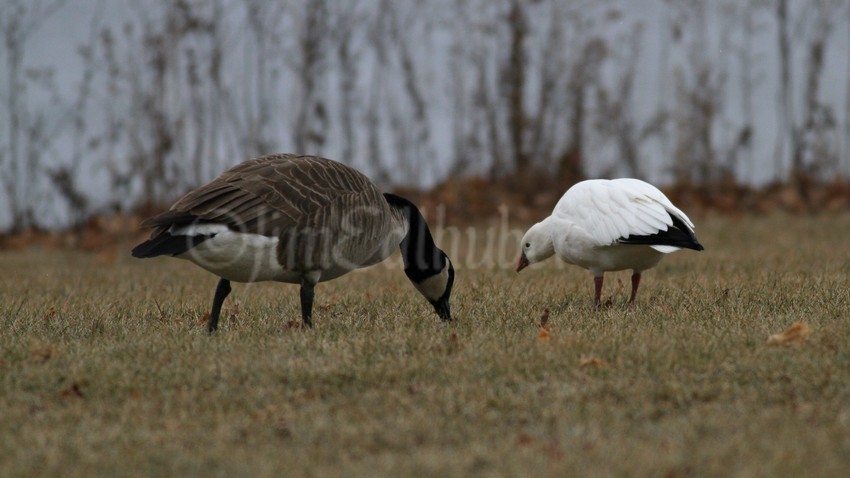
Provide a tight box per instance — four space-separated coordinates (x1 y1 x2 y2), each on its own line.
1 0 849 235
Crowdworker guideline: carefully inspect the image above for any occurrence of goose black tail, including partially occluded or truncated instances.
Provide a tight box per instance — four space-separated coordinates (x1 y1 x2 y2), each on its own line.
131 232 213 258
618 214 704 251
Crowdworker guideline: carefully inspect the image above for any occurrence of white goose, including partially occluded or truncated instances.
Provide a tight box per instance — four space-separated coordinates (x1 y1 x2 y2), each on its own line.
516 178 703 306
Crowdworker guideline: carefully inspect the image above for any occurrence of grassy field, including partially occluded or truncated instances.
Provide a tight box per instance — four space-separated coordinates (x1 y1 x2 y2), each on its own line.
2 213 849 477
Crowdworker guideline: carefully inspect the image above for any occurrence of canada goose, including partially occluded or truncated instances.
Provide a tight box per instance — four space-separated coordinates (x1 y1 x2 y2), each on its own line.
517 178 703 306
132 154 455 331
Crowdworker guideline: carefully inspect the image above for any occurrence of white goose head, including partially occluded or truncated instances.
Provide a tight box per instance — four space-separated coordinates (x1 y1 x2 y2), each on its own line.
516 220 555 272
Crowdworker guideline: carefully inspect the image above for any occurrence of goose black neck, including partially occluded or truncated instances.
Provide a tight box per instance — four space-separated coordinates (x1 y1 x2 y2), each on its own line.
384 193 444 281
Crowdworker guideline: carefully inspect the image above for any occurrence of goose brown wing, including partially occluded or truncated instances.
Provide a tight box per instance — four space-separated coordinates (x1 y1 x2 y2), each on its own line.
140 154 383 237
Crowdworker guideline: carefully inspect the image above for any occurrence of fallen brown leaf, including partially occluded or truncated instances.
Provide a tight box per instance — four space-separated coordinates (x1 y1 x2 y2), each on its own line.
767 322 813 345
537 309 552 343
445 332 461 354
540 440 564 461
274 419 292 439
42 306 56 322
579 356 611 368
29 340 56 363
539 309 550 329
59 382 85 399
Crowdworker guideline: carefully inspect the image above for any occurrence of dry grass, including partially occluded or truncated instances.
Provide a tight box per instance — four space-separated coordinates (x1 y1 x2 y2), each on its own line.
2 214 850 477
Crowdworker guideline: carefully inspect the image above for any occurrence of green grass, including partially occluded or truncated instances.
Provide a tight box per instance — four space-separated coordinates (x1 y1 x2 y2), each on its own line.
2 214 850 477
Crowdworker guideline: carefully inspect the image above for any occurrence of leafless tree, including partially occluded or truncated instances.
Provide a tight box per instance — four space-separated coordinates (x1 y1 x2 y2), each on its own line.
291 0 328 155
48 1 107 226
329 0 366 167
794 0 841 182
594 24 665 178
388 2 434 181
667 0 731 185
0 0 66 231
774 0 793 179
734 0 769 182
526 1 603 182
845 1 850 179
362 0 394 183
503 0 529 174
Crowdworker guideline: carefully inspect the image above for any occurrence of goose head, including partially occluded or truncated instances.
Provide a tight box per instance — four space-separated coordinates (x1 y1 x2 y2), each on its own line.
406 250 454 321
517 220 555 272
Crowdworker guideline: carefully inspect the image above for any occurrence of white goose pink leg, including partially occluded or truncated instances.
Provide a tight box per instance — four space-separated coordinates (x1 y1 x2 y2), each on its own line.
594 276 604 307
628 272 641 306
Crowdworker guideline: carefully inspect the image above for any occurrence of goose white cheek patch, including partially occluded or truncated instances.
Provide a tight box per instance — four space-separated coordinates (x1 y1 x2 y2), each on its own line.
414 264 449 302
